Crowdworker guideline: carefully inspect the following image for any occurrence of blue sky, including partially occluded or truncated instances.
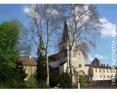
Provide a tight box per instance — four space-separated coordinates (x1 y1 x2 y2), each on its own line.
0 4 117 65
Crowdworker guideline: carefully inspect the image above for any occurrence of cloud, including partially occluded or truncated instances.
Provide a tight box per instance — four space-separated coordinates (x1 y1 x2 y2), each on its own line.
94 54 108 60
46 8 59 15
24 6 40 24
100 18 117 37
88 54 108 62
88 54 94 61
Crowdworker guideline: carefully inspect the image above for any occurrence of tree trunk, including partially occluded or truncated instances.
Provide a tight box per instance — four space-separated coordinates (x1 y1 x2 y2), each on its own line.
77 73 80 89
46 20 49 86
46 48 49 86
69 46 73 86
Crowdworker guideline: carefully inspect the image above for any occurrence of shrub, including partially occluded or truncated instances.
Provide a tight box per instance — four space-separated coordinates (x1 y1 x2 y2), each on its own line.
49 67 59 88
58 73 72 88
26 74 38 88
38 81 49 88
79 75 88 87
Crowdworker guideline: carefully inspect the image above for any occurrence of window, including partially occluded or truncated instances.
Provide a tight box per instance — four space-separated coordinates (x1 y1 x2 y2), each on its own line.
107 75 109 78
99 69 101 72
64 50 67 57
104 75 105 78
79 64 82 68
100 75 102 78
95 68 97 72
110 69 112 73
103 69 105 73
107 69 108 73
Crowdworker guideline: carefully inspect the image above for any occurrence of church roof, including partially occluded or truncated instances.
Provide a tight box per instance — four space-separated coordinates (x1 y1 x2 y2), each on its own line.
91 58 100 66
49 53 59 62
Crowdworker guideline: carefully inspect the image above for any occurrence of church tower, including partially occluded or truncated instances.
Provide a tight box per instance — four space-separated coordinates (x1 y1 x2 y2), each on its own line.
59 19 86 85
59 19 70 74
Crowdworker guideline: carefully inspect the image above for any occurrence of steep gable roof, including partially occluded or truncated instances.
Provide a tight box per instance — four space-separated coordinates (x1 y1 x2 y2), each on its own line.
61 18 69 43
91 58 100 66
17 56 37 66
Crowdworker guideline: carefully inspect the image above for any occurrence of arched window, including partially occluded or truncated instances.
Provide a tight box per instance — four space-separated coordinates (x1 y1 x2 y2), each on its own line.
79 64 82 68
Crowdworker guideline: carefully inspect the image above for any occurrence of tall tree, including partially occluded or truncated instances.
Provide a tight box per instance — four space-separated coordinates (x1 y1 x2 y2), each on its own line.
56 5 101 87
0 20 27 88
12 19 32 56
25 4 62 86
0 21 19 87
25 4 101 87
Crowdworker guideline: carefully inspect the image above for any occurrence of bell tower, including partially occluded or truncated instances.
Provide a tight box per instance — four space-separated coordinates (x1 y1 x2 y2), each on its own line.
59 19 70 73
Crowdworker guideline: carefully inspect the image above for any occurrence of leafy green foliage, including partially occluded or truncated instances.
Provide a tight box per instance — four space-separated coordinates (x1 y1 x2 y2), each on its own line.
15 61 27 84
79 75 88 87
36 42 47 87
58 73 72 88
49 67 59 88
26 73 38 88
0 20 27 88
0 21 19 67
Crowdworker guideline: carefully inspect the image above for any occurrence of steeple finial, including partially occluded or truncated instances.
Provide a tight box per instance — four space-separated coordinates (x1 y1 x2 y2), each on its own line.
62 16 69 42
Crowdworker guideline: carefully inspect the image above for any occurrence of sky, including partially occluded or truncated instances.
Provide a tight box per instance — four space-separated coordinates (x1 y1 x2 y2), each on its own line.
0 4 117 65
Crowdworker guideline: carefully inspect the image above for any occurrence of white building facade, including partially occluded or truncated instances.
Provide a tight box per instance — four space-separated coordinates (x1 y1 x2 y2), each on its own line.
57 20 117 85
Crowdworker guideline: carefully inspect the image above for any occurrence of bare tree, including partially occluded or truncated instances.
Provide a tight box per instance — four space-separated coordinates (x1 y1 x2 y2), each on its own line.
25 4 101 87
88 65 94 82
25 4 62 86
55 4 101 87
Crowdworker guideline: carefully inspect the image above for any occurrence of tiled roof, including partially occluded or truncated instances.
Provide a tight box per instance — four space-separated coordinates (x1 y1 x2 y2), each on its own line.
17 56 37 66
49 53 59 62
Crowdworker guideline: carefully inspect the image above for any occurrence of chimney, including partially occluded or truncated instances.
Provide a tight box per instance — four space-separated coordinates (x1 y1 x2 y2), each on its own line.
107 64 109 67
103 64 105 67
101 64 103 67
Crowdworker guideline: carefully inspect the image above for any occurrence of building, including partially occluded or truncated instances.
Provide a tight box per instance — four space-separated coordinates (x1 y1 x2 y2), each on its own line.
85 58 117 81
49 20 117 86
17 56 37 81
18 20 117 86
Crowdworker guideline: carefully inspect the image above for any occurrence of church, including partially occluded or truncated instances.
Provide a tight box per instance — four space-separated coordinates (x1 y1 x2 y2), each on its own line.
49 20 117 86
18 20 117 86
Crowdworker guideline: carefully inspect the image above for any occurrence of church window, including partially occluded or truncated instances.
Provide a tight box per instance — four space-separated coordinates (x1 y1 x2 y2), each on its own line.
95 68 97 72
99 69 101 72
100 75 102 78
110 69 112 73
79 64 82 68
107 69 108 73
104 75 105 78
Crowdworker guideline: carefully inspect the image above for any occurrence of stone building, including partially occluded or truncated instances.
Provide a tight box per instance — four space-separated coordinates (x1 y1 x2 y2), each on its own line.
18 20 117 86
49 20 117 85
85 58 117 81
17 56 37 81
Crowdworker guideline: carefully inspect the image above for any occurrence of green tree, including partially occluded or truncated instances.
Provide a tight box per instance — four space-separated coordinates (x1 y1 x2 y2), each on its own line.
59 73 72 88
0 21 19 67
79 75 88 87
49 67 59 88
26 73 38 88
0 20 26 88
14 61 27 88
36 42 47 86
